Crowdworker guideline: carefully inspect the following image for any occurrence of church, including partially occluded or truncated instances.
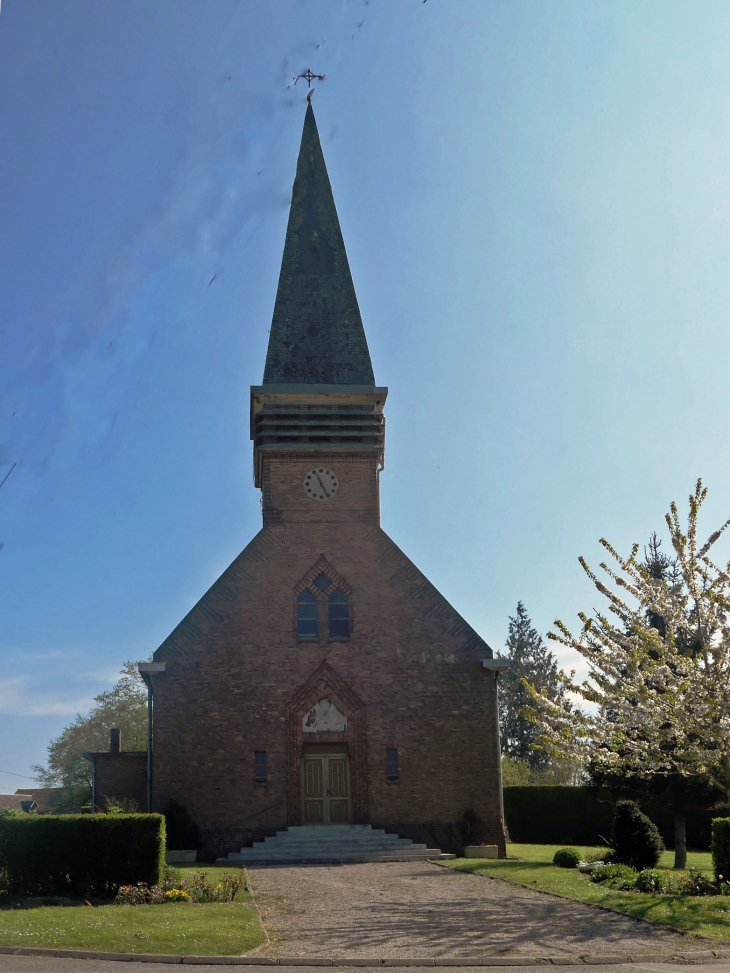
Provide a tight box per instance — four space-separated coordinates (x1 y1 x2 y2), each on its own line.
91 103 507 861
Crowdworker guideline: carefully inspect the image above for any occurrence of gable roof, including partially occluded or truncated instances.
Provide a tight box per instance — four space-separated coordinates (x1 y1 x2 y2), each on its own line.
0 794 37 812
263 104 375 387
15 787 65 813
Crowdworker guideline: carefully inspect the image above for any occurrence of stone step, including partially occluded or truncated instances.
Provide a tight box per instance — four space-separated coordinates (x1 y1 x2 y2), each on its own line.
217 848 455 865
260 831 404 838
254 838 416 848
215 823 450 865
227 851 436 859
262 832 399 841
254 830 415 845
252 841 418 847
233 845 430 856
264 828 389 838
220 847 446 857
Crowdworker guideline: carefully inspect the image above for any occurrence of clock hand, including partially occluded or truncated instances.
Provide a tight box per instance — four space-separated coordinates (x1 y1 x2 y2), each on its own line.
316 473 330 498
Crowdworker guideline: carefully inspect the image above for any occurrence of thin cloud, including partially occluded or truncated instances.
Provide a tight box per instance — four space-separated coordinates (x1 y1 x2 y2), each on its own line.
0 676 93 718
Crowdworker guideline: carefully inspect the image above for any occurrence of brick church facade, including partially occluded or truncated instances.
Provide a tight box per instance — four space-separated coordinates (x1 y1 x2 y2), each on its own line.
94 105 507 860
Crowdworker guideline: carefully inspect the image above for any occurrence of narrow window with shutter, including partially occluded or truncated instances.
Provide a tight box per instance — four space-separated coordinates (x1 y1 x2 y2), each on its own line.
386 748 398 782
255 751 267 783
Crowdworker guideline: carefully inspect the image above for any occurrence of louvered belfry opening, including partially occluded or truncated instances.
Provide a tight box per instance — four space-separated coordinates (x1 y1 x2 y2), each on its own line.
253 403 384 451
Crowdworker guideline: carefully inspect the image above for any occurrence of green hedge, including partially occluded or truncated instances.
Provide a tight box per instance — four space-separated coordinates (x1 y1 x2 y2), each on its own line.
712 818 730 880
503 786 718 848
504 787 615 845
0 814 165 897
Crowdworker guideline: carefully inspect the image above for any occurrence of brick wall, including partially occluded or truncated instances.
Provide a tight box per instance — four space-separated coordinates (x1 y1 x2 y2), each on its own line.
93 448 505 860
94 753 147 812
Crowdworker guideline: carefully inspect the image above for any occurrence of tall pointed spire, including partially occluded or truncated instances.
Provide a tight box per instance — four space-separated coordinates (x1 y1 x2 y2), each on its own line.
263 104 375 386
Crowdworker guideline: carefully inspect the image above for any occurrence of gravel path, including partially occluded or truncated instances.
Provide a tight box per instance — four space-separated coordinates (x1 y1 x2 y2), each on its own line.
246 861 695 959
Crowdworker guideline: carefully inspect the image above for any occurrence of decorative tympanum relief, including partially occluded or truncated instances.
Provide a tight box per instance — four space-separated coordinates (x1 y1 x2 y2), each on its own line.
303 697 347 733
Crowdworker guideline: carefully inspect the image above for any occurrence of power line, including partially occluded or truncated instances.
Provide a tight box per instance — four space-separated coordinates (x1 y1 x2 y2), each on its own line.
0 768 36 781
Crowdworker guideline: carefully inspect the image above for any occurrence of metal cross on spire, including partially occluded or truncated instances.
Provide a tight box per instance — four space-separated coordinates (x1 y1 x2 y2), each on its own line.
293 68 325 88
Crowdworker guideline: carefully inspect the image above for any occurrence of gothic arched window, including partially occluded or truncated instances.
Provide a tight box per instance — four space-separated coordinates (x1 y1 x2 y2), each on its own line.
297 590 318 637
328 590 350 638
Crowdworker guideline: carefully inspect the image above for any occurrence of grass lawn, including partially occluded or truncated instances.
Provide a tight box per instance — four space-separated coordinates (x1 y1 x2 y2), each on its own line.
448 844 730 943
0 865 265 956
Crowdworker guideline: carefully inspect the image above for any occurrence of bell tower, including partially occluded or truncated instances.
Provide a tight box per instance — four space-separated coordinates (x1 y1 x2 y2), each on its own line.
250 104 388 527
135 98 505 861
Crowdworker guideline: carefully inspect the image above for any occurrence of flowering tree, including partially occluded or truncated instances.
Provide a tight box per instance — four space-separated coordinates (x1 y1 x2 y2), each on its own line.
526 480 730 866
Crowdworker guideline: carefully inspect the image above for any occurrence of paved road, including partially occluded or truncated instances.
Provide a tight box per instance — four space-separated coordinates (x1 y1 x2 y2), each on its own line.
2 961 730 973
246 861 700 958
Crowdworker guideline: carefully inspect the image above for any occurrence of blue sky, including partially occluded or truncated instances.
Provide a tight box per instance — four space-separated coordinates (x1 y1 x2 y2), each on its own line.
2 0 730 786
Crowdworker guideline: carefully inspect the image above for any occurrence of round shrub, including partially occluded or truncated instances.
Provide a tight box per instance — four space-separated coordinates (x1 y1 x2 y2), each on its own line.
553 847 581 868
611 800 664 871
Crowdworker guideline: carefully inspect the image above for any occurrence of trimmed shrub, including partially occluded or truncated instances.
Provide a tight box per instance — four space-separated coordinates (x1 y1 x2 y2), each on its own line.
611 800 664 870
0 814 165 897
553 847 581 868
711 817 730 881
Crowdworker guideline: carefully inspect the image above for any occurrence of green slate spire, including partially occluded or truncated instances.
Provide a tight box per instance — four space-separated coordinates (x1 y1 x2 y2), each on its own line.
263 104 375 386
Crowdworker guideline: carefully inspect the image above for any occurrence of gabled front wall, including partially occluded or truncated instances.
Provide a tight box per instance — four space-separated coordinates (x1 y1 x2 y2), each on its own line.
149 454 504 857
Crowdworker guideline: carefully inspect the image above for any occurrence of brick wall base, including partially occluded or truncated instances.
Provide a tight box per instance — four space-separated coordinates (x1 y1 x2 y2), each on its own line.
199 827 280 862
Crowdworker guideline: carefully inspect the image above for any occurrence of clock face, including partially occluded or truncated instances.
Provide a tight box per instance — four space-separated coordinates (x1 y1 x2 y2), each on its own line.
304 468 339 501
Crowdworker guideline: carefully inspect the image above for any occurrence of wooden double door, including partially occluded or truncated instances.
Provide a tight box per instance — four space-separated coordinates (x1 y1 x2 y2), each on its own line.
302 749 351 824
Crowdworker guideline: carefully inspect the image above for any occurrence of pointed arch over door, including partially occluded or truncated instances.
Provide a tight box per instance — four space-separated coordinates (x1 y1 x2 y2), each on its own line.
286 662 368 826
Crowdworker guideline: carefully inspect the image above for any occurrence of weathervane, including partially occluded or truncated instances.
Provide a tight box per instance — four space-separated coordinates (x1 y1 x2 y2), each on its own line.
293 68 325 94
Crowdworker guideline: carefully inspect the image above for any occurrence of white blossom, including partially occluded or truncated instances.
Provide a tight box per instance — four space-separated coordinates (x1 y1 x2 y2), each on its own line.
525 479 730 800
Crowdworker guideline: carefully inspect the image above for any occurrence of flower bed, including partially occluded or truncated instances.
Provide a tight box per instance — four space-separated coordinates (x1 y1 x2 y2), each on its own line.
579 859 730 896
115 870 245 905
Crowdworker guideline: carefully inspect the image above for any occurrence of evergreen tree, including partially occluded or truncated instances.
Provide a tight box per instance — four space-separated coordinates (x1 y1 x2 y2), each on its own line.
498 603 566 769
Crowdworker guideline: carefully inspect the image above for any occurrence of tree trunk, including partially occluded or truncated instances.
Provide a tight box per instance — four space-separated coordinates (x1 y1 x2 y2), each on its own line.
674 813 687 870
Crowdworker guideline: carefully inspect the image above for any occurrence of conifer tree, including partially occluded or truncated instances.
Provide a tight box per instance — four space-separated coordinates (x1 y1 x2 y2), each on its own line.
498 602 565 769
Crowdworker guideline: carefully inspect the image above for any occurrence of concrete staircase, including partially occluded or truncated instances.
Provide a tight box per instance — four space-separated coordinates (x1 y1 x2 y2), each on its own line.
216 824 454 865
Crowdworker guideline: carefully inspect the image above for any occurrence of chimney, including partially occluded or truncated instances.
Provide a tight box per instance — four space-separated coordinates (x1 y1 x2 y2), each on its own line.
110 728 121 754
